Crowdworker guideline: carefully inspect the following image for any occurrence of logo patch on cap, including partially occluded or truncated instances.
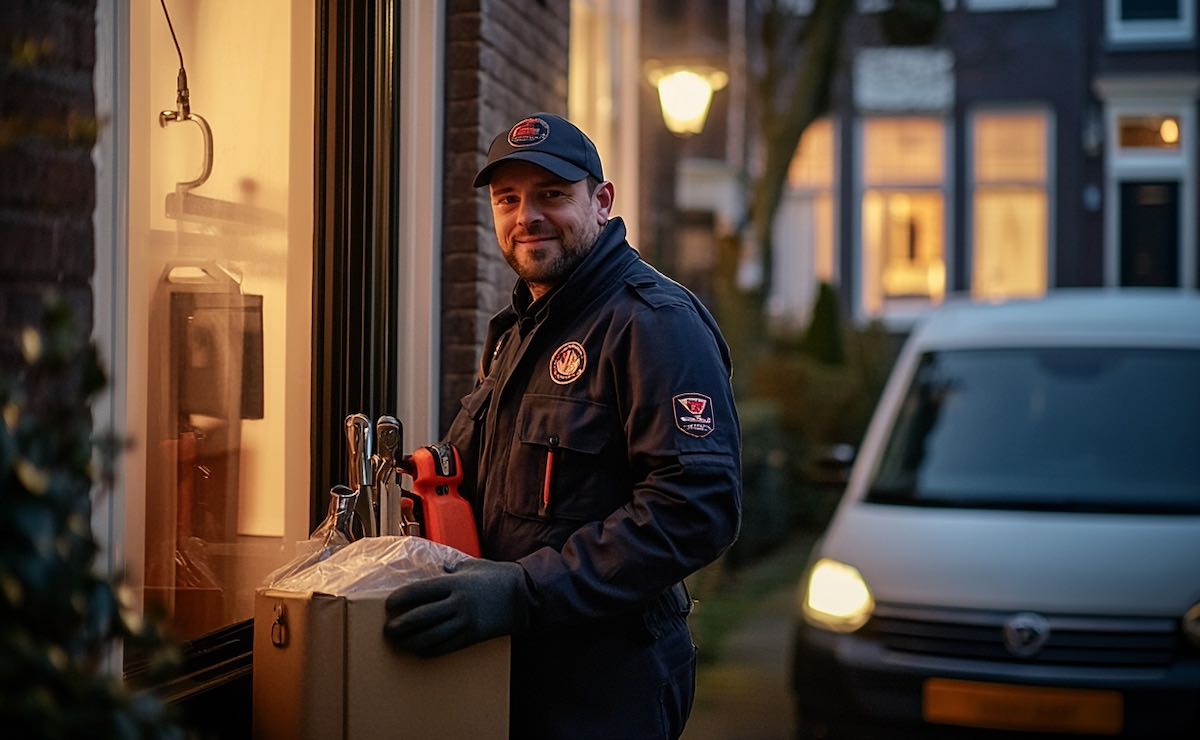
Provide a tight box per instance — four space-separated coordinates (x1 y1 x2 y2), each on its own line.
508 117 550 147
674 393 715 438
549 341 586 385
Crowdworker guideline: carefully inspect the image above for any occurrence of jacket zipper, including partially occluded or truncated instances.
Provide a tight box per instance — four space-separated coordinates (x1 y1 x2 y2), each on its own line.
539 434 559 517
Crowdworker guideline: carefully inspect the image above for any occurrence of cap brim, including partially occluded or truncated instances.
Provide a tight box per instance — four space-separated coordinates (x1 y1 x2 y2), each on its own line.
473 151 590 188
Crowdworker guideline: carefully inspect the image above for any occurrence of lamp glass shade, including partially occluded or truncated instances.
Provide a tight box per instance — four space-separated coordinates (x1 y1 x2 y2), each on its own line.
655 70 716 135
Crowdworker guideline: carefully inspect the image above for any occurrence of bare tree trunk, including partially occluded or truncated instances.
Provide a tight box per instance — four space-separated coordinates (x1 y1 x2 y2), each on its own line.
750 0 853 303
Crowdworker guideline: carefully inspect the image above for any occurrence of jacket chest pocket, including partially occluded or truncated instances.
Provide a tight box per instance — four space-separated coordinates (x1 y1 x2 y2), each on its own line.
510 394 617 522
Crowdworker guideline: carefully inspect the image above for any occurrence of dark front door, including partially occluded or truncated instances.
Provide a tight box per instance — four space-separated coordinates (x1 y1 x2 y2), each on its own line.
1119 180 1180 287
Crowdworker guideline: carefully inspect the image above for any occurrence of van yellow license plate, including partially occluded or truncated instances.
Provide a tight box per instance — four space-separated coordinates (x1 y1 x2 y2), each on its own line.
924 678 1123 735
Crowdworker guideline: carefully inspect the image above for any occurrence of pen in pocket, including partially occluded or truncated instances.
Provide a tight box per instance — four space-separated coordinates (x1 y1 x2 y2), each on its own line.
539 434 559 517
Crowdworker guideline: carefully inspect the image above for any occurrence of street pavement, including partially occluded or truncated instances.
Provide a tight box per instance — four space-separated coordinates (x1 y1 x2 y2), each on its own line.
682 584 797 740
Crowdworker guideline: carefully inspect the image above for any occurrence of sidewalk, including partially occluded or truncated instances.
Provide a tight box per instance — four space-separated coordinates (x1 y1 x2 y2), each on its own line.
682 583 798 740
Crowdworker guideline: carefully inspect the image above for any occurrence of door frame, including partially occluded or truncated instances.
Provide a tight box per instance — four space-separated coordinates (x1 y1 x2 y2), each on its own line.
311 0 443 530
1096 76 1198 289
1117 179 1182 287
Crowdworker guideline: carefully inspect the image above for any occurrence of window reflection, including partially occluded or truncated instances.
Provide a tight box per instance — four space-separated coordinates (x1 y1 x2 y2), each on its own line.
870 349 1200 512
136 0 313 644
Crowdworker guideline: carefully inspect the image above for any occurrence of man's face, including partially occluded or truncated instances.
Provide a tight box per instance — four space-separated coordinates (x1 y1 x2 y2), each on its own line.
488 161 613 297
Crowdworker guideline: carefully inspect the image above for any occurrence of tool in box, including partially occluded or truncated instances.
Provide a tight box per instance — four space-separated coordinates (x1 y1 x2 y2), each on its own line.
332 413 480 557
397 443 481 558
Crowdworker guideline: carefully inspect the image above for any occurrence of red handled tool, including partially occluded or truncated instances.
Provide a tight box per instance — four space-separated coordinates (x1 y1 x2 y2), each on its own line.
399 443 481 557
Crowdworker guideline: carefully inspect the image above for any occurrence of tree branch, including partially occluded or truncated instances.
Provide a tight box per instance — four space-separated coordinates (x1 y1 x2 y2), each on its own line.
750 0 852 300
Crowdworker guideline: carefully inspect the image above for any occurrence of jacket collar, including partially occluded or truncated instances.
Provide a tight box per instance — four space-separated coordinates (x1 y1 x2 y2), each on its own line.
510 216 638 323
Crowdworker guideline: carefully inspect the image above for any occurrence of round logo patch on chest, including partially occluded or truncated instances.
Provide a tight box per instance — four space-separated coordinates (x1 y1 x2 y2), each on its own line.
549 341 586 384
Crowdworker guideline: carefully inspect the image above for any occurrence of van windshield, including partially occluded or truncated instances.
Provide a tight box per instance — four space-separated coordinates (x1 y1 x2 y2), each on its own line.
868 348 1200 513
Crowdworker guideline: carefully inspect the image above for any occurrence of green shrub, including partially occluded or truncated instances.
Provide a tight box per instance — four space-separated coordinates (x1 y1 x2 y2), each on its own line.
724 400 790 569
728 285 899 566
0 297 182 739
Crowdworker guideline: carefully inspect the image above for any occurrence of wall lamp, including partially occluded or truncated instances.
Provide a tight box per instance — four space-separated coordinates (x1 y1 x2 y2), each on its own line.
646 63 729 136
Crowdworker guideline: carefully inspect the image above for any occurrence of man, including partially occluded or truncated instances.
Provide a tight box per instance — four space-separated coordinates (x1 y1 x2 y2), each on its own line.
383 113 741 739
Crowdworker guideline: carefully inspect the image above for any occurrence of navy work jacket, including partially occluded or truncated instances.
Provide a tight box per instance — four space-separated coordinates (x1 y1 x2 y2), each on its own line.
444 217 742 738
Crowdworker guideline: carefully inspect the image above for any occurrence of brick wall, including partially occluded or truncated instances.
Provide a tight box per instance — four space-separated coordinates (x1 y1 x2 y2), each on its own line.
0 0 97 371
440 0 571 431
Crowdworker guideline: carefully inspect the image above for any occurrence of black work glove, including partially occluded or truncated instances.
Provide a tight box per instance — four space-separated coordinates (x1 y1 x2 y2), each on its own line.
383 558 531 657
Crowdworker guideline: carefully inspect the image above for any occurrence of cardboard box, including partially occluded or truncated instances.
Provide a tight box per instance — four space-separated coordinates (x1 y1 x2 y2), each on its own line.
253 588 509 740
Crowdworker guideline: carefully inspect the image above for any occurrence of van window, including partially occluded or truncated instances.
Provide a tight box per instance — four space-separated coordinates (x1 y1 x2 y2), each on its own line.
869 348 1200 512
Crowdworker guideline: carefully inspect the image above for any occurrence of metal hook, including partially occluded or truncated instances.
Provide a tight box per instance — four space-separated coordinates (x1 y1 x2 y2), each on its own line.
158 109 214 192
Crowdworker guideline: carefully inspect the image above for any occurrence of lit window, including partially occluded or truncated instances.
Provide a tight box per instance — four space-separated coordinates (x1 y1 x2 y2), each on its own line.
1106 0 1195 43
971 110 1049 301
1119 115 1182 150
861 117 946 318
568 0 640 242
771 118 838 325
135 1 314 644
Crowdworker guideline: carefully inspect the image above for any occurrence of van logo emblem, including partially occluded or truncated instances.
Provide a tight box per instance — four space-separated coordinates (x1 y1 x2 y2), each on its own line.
1003 612 1050 657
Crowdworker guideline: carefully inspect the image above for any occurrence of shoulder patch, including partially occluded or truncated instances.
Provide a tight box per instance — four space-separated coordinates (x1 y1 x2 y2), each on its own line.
673 393 715 438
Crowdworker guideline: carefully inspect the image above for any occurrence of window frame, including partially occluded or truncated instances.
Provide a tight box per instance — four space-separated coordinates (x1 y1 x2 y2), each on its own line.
1105 0 1196 45
770 116 840 327
965 105 1056 302
854 115 954 328
92 0 443 729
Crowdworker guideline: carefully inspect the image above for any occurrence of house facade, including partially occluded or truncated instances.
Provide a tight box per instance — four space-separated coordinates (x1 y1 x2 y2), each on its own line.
664 0 1199 330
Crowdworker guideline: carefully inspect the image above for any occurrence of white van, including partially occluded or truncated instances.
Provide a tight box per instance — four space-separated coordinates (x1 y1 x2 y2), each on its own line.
790 290 1200 739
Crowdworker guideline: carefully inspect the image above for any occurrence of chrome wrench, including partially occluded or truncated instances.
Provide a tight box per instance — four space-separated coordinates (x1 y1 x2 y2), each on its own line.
374 415 402 535
345 413 376 537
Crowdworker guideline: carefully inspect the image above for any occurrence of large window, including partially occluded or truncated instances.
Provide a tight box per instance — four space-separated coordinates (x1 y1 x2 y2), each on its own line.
861 117 947 319
568 0 640 243
970 110 1050 301
771 118 838 326
130 0 315 643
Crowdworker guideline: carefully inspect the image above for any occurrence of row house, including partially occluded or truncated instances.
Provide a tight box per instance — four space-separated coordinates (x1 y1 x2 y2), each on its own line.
663 0 1198 329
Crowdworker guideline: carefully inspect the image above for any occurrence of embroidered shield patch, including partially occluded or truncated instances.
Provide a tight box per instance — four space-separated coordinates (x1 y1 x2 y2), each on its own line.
549 341 586 384
674 393 715 438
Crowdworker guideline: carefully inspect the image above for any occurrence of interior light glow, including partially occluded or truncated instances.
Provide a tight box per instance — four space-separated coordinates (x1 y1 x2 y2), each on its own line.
1159 117 1180 145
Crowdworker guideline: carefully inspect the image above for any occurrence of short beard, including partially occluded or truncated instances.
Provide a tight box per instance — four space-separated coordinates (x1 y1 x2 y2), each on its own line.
505 220 601 287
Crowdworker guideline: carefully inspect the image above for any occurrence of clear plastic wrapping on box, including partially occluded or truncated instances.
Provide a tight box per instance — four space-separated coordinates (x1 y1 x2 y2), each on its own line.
262 535 471 595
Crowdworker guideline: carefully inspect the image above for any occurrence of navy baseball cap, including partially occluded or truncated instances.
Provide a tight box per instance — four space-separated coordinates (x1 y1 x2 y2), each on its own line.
473 113 604 188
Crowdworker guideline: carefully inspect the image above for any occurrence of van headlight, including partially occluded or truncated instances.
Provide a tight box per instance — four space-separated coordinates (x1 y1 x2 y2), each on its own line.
802 558 874 633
